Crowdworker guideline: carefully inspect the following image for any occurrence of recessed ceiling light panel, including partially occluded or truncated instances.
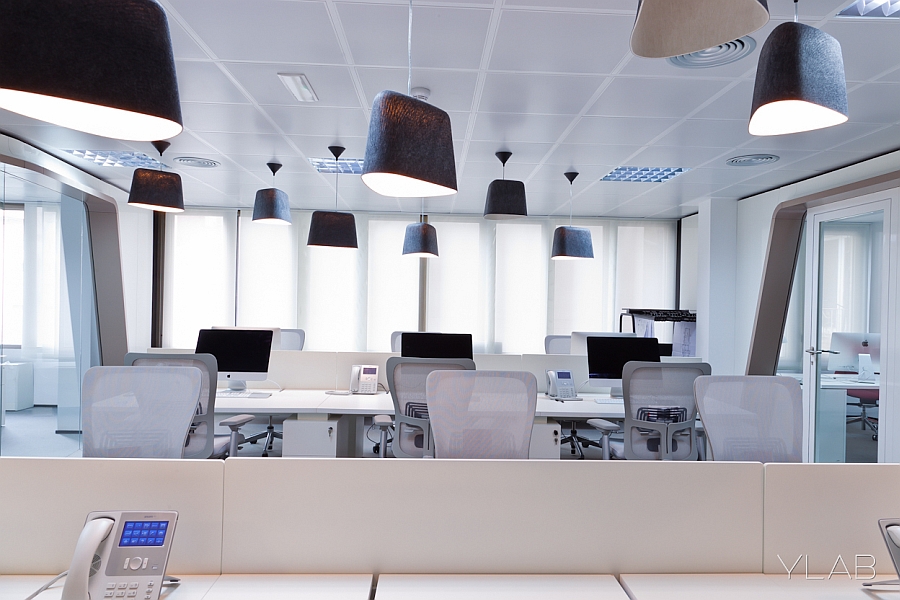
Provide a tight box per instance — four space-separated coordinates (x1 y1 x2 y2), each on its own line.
667 36 756 69
278 73 319 102
63 149 164 168
838 0 900 17
726 153 780 166
173 156 220 168
601 166 689 183
309 157 365 174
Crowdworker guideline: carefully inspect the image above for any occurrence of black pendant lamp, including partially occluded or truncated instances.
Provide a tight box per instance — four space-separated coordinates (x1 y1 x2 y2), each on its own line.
127 141 184 213
631 0 769 58
0 0 183 141
749 0 848 136
307 146 358 249
483 151 527 220
551 172 593 260
252 162 291 225
403 215 439 258
361 1 457 198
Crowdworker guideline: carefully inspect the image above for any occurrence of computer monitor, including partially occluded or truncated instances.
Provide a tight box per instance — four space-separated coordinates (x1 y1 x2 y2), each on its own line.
827 332 880 373
587 335 661 397
195 329 274 390
401 332 474 360
570 331 636 355
211 326 281 349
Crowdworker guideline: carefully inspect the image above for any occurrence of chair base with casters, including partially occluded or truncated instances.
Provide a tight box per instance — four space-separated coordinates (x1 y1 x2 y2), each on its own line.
372 414 393 458
586 419 620 460
218 414 254 457
242 416 283 457
560 421 603 459
846 389 878 440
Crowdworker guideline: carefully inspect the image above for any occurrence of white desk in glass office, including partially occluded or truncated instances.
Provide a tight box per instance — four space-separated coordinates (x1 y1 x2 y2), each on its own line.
816 374 879 463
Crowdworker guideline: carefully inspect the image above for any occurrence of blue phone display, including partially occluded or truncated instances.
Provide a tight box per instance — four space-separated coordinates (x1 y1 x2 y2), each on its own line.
119 521 168 547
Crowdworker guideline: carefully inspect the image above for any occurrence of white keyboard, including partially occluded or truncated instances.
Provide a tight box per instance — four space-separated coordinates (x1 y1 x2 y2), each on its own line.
217 391 272 399
594 397 622 404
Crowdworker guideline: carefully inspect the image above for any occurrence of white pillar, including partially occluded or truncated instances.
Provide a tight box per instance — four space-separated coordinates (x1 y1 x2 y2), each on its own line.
697 198 738 375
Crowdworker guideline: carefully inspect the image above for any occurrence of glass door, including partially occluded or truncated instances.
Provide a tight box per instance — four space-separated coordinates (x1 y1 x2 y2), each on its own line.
804 198 890 462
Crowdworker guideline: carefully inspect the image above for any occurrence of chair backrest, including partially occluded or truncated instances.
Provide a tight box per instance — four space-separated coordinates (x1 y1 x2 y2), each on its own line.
280 329 305 350
694 375 802 462
82 365 202 459
622 360 711 460
544 335 571 354
386 356 476 457
426 370 538 459
124 352 218 459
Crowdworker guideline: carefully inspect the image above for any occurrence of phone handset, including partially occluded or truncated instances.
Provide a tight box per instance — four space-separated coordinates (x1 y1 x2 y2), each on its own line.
61 518 115 600
350 366 361 393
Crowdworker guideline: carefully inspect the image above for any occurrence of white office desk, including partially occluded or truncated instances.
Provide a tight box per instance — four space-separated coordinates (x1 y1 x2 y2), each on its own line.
537 394 624 420
317 391 393 415
0 575 220 600
374 574 629 600
203 574 373 600
620 573 896 600
816 375 880 463
213 389 328 414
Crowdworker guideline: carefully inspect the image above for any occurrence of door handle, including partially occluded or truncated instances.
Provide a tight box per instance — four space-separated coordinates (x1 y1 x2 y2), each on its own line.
806 347 839 355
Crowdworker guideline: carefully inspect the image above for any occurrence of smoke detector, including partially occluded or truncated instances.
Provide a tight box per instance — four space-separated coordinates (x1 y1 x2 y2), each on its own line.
410 87 430 102
726 153 780 166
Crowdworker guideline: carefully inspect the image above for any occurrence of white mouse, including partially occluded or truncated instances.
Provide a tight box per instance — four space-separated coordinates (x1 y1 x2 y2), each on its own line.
887 525 900 547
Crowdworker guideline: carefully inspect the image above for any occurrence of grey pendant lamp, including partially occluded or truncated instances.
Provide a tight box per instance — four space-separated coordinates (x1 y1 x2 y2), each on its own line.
307 146 358 249
403 212 439 258
551 172 593 260
361 0 457 198
252 162 291 225
127 141 184 213
483 151 527 220
630 0 769 58
0 0 182 141
749 0 848 136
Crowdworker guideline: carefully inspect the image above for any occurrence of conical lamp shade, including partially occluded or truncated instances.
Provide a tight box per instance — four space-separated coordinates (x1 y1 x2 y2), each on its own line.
252 188 291 224
362 90 457 198
749 21 848 136
308 210 358 248
402 223 438 258
483 179 527 220
0 0 182 141
631 0 769 58
551 226 593 260
127 168 184 212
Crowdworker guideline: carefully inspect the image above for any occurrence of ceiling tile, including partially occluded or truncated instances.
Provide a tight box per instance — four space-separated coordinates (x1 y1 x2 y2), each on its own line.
262 106 369 138
564 116 680 146
168 0 344 63
356 68 479 112
823 20 900 82
225 63 361 108
175 61 250 104
459 161 537 181
489 10 633 74
192 132 297 158
847 83 900 124
780 151 867 173
818 125 900 156
655 119 756 148
167 20 207 60
588 77 733 118
689 80 755 120
545 143 643 167
471 113 575 143
181 103 278 134
745 122 885 152
287 136 368 163
465 140 555 164
479 73 604 115
337 4 491 69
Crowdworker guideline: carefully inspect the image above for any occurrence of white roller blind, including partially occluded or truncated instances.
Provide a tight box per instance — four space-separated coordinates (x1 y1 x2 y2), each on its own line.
549 223 611 334
366 218 418 351
163 210 236 349
495 222 547 354
236 212 298 329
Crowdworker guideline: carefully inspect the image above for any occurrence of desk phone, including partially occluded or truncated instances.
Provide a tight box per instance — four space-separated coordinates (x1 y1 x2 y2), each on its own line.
351 365 379 394
60 510 177 600
547 370 577 400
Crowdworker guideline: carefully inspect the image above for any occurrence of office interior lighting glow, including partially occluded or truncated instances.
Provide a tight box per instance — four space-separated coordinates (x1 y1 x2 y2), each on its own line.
308 157 365 174
601 167 689 183
63 150 164 169
277 73 319 103
838 0 900 17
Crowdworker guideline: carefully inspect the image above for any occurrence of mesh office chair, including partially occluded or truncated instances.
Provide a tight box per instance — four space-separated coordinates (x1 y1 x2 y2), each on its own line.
124 352 254 458
544 335 571 354
280 329 305 350
694 375 802 462
589 361 710 460
426 370 537 459
82 366 202 458
383 356 476 458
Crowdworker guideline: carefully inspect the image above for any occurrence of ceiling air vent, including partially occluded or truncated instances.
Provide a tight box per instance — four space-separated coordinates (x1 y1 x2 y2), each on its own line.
667 36 756 69
601 166 689 183
726 154 780 166
173 156 220 168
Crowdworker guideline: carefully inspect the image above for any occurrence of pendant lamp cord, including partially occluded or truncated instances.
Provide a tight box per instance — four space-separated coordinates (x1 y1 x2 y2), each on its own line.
335 168 339 210
794 0 798 22
569 182 573 226
407 0 413 96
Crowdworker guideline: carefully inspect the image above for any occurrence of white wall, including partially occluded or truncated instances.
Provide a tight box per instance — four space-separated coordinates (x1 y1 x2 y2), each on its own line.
697 198 738 375
117 205 153 352
679 214 698 310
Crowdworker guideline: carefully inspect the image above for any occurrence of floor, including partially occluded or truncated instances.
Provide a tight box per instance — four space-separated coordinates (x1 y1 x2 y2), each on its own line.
0 406 880 462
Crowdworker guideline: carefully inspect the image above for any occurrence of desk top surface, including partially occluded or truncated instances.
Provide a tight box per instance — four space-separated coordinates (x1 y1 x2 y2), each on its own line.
619 573 895 600
0 574 373 600
374 574 628 600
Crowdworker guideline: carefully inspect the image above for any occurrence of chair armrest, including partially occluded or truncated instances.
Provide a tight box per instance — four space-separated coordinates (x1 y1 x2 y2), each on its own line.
220 414 254 430
372 414 393 428
586 418 619 433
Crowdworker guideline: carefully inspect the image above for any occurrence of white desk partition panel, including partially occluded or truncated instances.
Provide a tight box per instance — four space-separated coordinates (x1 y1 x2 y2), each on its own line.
335 352 396 391
620 574 886 600
221 459 764 574
764 464 900 576
473 353 523 372
374 574 629 600
0 458 225 575
521 354 589 394
266 351 337 389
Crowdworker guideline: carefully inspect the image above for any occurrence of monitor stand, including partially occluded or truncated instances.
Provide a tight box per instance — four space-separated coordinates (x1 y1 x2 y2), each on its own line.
227 380 247 391
610 387 623 398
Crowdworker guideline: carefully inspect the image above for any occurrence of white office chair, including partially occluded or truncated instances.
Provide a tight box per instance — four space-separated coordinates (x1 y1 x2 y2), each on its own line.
280 329 305 350
82 366 202 458
694 375 802 462
426 370 538 459
544 335 571 354
125 352 254 458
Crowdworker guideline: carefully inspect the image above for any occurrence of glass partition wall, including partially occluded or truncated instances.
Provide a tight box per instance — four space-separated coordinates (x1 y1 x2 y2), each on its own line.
0 166 99 456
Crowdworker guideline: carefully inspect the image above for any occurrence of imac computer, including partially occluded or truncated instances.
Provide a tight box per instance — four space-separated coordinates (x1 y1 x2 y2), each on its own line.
570 331 636 355
212 326 281 349
401 332 474 360
587 335 661 397
827 332 881 373
195 328 274 390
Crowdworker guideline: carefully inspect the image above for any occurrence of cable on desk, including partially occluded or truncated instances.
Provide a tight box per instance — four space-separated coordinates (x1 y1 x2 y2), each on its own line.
263 378 284 392
24 571 67 600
